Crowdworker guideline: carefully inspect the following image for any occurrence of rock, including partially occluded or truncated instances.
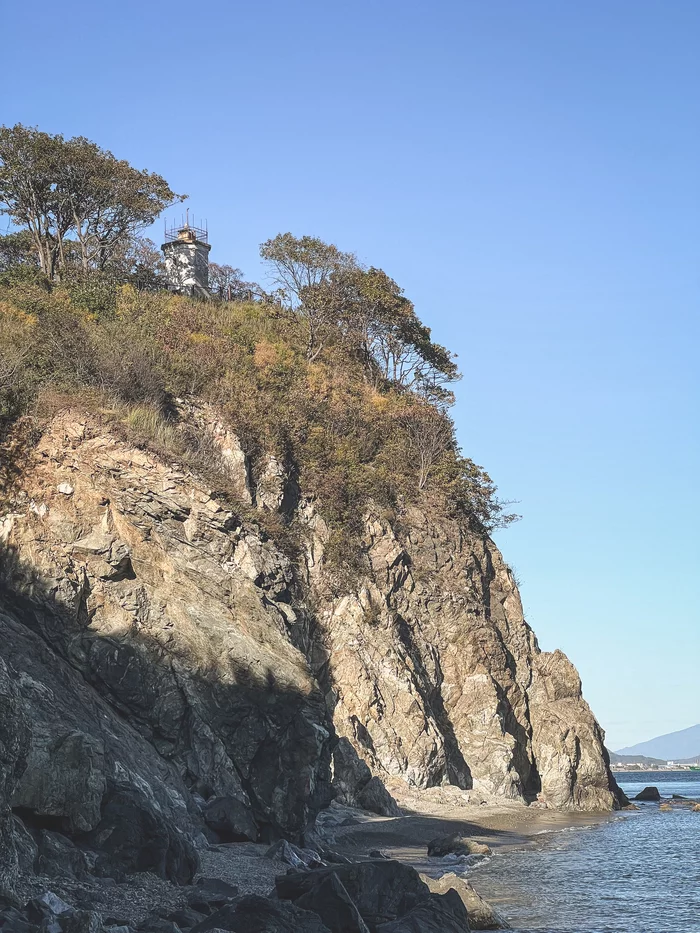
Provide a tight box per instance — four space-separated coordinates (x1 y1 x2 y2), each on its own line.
0 906 39 933
60 911 104 933
426 834 491 858
276 860 430 928
265 840 325 870
375 890 470 933
166 908 207 930
692 804 700 812
186 878 240 914
422 872 509 929
325 508 623 811
202 797 257 843
190 895 331 933
13 730 106 833
0 658 30 901
357 778 402 819
332 740 401 818
84 786 199 884
56 484 74 496
634 787 661 802
35 831 89 880
295 873 370 933
659 803 673 812
26 892 72 919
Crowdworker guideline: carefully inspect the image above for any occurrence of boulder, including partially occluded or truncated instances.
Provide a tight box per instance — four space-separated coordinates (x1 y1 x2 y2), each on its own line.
186 878 240 914
83 786 198 884
421 873 508 929
190 895 331 933
265 840 325 870
634 787 661 802
375 890 470 932
276 860 430 928
295 873 370 933
426 834 491 858
202 797 257 843
35 831 89 880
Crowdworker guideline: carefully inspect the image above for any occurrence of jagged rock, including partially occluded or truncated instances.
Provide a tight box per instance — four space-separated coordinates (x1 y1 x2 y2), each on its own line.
265 840 325 870
1 414 332 843
295 873 370 933
190 896 331 933
166 907 207 929
426 834 491 858
276 860 430 928
357 779 401 819
421 873 508 929
0 658 30 901
186 878 240 914
0 905 39 933
375 890 470 933
202 797 257 843
323 509 623 810
333 740 400 817
59 911 104 933
13 730 106 833
11 817 38 875
83 786 199 884
634 786 661 802
35 830 89 880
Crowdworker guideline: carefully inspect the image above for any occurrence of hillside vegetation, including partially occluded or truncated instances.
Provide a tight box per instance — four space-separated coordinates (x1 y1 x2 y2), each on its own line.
0 123 516 576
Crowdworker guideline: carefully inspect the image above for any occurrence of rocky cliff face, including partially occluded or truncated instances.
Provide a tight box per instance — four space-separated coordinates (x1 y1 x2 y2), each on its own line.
0 407 622 889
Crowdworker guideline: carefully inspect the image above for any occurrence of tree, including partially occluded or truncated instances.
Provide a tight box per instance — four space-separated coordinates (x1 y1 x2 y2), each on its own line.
0 125 73 278
260 233 355 359
209 263 261 301
59 135 183 272
0 124 183 280
399 404 454 490
0 230 39 273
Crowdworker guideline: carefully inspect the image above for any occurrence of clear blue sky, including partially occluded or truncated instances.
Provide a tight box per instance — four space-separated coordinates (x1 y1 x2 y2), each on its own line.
4 1 699 750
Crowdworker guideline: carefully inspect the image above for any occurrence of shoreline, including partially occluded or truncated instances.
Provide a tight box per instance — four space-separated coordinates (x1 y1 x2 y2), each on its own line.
329 784 619 869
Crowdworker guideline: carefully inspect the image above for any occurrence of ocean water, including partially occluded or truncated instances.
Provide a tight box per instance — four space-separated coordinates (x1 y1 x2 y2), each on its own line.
464 772 700 933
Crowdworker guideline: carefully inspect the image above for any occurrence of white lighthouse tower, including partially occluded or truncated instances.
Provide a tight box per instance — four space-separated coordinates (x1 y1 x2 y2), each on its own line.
161 212 211 297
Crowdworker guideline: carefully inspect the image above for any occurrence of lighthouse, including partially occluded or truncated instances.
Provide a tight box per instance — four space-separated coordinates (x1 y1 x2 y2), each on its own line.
161 213 211 297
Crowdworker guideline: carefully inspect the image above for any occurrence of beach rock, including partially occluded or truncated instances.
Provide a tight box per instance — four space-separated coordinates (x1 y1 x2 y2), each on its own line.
276 860 430 928
659 803 673 812
84 786 199 883
202 797 258 843
422 872 508 929
190 895 331 933
375 890 470 933
265 840 325 869
295 873 370 933
186 878 240 914
426 834 491 858
634 787 661 802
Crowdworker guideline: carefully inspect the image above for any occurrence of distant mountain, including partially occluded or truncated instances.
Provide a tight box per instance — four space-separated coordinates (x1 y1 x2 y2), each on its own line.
615 724 700 761
607 750 665 766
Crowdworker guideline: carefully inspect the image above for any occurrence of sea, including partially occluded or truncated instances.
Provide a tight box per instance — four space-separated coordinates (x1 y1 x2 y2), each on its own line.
464 771 700 933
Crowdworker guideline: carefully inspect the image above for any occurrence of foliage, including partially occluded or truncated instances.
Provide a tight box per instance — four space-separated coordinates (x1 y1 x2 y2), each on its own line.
0 280 517 555
0 124 183 280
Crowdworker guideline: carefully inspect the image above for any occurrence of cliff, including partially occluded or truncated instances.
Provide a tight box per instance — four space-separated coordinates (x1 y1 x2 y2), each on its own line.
0 405 623 896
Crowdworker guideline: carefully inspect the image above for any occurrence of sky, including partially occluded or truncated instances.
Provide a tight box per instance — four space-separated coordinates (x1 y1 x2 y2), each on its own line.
3 0 699 750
